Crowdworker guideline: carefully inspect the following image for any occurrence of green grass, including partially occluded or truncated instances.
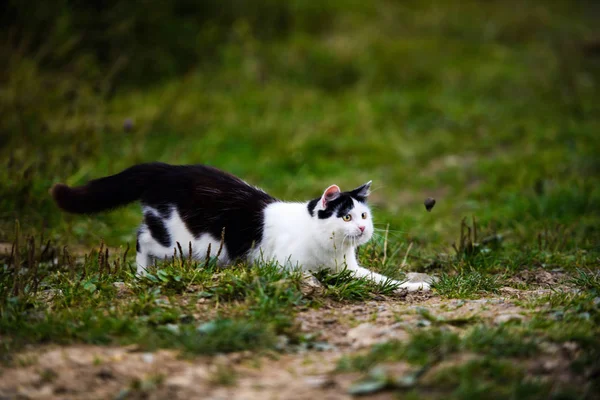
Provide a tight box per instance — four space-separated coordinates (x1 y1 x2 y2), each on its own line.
340 285 600 397
432 270 503 299
0 240 307 360
339 319 595 398
1 0 600 396
313 267 398 301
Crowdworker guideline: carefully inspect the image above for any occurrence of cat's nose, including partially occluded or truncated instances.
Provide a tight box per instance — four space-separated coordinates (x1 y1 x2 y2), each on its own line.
358 226 365 232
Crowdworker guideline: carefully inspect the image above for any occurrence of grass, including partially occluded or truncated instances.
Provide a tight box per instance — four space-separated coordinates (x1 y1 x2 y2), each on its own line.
313 267 398 301
340 284 600 397
339 318 596 398
1 0 600 397
432 270 503 299
0 239 307 360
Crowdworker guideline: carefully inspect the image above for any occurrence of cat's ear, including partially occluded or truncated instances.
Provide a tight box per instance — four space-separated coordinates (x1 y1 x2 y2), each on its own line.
350 181 372 199
321 184 341 208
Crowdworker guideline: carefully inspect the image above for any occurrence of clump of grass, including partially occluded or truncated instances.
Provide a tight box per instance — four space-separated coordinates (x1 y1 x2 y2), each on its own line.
340 323 540 374
433 270 502 299
179 319 276 355
338 329 461 372
0 232 308 361
209 362 238 386
464 325 538 358
314 266 398 301
428 358 555 400
339 320 590 397
569 269 600 295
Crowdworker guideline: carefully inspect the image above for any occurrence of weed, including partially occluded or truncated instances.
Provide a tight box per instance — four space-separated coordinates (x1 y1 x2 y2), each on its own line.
569 269 600 295
433 270 502 299
314 267 397 301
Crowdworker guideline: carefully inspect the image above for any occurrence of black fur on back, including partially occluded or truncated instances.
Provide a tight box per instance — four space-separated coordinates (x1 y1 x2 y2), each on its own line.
51 163 174 214
307 187 367 219
52 162 277 260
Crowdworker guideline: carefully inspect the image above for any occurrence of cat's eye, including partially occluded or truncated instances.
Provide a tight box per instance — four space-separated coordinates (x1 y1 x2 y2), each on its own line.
361 212 367 219
342 214 352 222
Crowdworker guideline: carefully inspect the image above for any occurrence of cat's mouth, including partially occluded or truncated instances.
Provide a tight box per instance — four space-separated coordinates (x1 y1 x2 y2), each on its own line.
349 232 369 241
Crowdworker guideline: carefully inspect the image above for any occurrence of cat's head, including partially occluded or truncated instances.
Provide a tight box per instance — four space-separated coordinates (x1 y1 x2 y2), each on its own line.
307 181 374 248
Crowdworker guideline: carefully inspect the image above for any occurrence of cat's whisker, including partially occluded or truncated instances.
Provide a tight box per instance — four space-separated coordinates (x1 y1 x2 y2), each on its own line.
341 233 350 250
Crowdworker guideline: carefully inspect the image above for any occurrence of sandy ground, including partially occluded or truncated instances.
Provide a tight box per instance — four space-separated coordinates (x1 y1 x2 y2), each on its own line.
2 275 579 400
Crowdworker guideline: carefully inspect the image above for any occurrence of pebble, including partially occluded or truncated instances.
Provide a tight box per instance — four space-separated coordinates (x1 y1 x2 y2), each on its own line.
300 273 325 296
141 353 154 364
494 313 524 325
347 323 408 348
304 375 336 389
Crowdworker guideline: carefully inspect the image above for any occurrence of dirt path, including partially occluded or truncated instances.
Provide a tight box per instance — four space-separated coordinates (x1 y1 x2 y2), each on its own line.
0 287 563 400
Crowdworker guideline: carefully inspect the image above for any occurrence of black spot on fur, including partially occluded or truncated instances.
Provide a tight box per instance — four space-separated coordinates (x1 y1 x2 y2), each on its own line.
136 238 140 252
145 212 171 248
138 164 277 260
307 199 319 217
155 203 173 218
50 163 174 214
52 163 278 260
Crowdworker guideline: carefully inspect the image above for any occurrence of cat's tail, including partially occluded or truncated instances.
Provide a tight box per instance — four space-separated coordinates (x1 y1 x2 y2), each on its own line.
50 162 172 214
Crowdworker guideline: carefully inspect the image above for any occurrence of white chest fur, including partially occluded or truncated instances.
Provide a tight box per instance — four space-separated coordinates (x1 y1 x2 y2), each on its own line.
253 202 354 271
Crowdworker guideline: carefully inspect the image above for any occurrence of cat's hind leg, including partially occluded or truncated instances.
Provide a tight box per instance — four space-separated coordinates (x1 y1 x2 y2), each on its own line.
135 226 152 276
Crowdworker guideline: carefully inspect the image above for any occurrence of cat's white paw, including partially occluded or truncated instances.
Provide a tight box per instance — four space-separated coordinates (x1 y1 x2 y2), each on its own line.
395 281 431 293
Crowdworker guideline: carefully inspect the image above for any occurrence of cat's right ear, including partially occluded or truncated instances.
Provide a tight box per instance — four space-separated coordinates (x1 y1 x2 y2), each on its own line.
321 185 341 208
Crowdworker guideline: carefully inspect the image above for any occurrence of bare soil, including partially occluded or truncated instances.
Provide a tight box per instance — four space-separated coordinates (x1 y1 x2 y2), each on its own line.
1 270 576 400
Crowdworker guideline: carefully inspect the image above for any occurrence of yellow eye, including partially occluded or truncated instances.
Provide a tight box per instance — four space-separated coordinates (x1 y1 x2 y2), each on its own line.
361 212 367 219
342 214 352 222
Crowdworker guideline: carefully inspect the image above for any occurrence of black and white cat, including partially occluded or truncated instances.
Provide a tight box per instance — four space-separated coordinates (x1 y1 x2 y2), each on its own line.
51 163 429 291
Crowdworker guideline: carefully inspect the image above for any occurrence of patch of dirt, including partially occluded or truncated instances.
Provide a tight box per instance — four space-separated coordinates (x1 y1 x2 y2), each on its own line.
0 284 581 400
507 268 570 288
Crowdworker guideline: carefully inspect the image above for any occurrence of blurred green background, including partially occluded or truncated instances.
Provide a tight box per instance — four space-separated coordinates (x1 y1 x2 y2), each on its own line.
1 0 599 259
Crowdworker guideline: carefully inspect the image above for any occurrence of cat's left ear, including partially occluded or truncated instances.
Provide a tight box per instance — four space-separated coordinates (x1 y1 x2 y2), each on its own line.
350 181 372 199
321 185 341 208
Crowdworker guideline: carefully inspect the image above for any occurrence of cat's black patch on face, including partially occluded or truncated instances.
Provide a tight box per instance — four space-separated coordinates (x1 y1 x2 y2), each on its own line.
144 212 171 247
310 191 366 219
307 199 319 217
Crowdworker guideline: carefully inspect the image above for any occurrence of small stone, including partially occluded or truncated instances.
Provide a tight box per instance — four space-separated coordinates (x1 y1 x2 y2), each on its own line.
563 342 578 352
141 353 154 364
578 312 591 320
164 323 180 335
347 323 385 348
347 323 410 348
304 375 336 389
300 273 325 297
275 335 289 350
424 197 436 212
542 359 560 371
494 313 524 325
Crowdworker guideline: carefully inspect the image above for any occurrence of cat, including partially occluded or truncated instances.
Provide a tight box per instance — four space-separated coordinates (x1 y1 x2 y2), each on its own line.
51 162 429 292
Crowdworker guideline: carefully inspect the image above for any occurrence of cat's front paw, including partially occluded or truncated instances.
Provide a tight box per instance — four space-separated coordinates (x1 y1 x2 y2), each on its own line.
394 272 436 293
395 281 431 293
